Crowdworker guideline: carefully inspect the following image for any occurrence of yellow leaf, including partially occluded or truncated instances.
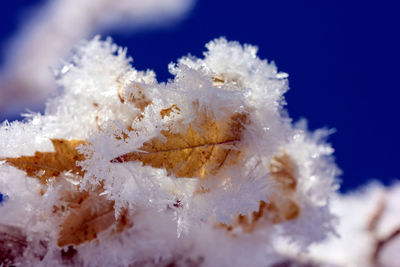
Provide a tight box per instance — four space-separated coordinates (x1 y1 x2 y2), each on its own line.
112 108 248 178
2 138 131 248
4 139 86 184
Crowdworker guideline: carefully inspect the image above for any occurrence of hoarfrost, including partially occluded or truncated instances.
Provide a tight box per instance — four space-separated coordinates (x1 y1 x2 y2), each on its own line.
1 37 395 267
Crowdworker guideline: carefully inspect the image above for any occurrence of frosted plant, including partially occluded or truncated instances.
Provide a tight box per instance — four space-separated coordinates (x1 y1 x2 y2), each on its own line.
1 36 397 267
0 0 195 117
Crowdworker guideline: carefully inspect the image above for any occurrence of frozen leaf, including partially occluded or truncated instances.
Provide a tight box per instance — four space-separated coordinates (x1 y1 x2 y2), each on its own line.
257 152 300 221
2 139 129 247
225 152 300 232
263 152 300 222
112 108 248 179
57 191 130 247
3 139 86 183
269 152 297 192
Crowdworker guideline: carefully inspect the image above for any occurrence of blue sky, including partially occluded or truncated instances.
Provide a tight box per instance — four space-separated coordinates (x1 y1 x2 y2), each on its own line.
0 0 399 192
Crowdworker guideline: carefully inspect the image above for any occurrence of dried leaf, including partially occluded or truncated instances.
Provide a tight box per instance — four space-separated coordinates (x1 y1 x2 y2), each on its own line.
223 152 300 232
112 108 248 178
2 139 130 247
4 139 86 184
269 152 297 191
57 191 129 247
265 151 300 222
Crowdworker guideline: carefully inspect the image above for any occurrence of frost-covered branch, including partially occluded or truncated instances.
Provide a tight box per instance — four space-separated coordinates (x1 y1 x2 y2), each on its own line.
0 37 399 267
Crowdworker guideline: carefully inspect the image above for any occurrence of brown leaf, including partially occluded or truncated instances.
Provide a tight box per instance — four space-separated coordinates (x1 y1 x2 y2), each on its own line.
112 107 248 178
264 151 300 222
4 139 86 184
57 191 130 247
269 152 297 192
2 139 133 248
222 152 300 232
2 139 130 247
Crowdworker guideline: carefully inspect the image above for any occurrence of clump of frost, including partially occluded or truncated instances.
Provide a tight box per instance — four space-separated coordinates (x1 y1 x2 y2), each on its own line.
0 37 343 266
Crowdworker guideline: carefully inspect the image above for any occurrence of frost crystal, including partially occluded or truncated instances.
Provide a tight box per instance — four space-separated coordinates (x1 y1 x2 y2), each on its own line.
0 37 342 266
